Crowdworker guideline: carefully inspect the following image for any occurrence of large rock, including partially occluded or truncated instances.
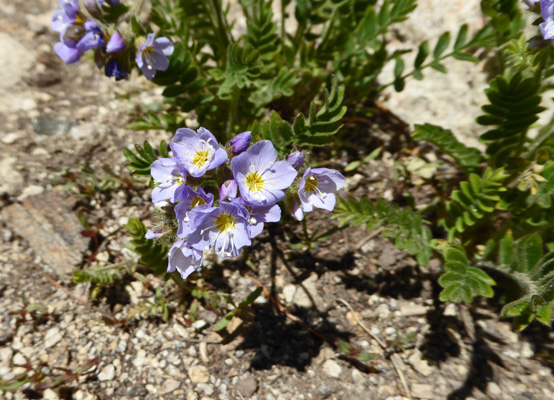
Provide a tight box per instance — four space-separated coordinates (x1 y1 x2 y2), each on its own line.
0 33 35 90
1 191 89 275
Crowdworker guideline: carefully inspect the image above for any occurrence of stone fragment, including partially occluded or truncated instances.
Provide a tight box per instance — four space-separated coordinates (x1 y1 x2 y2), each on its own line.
17 185 44 201
1 191 89 275
236 376 257 398
399 303 429 317
0 157 24 195
292 274 324 308
407 350 433 377
411 384 434 399
283 284 296 303
161 378 180 394
44 327 62 349
188 365 210 384
197 383 214 395
322 359 342 379
33 115 75 136
98 364 115 381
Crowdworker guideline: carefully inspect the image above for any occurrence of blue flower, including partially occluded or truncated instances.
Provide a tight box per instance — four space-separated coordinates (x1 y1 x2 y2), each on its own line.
105 59 128 80
135 33 174 80
541 0 554 40
286 151 305 169
168 240 203 280
150 157 188 204
231 197 281 238
188 202 251 258
174 186 215 238
170 127 228 178
231 140 297 207
76 21 105 52
294 168 346 221
53 40 82 65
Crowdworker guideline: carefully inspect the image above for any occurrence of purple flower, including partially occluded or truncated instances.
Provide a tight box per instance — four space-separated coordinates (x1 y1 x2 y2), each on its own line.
76 21 105 52
219 179 238 201
170 127 228 178
231 197 281 238
145 225 165 240
188 202 251 258
168 240 203 280
291 198 305 221
150 157 188 203
175 186 215 237
54 40 82 64
105 59 128 80
106 32 126 53
230 131 251 155
286 151 305 169
135 33 174 80
231 140 298 207
296 168 346 216
541 1 554 40
52 0 79 38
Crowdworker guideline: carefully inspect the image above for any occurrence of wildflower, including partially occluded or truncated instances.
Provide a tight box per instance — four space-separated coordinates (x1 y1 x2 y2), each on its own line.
145 225 165 240
175 186 214 237
231 140 297 207
219 179 238 201
106 32 126 53
150 157 188 203
231 197 281 238
188 202 251 258
105 58 128 80
54 40 82 64
135 33 174 80
51 0 79 39
286 151 305 169
229 131 251 155
296 168 346 218
76 21 105 52
541 0 554 40
168 240 204 280
170 127 228 178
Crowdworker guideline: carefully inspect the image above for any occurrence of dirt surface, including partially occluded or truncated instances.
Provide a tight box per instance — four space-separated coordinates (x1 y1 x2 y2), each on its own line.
2 1 554 400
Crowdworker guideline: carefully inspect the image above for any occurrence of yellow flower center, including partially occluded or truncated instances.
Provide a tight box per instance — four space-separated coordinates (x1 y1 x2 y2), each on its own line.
246 172 264 192
191 197 206 208
177 175 185 185
216 214 235 232
305 175 319 192
193 150 210 168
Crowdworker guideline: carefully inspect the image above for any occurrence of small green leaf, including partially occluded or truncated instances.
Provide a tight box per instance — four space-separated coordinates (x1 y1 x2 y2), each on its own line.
434 32 451 59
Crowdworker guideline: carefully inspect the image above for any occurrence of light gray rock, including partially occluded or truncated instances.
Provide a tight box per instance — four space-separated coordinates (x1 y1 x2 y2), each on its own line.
44 327 62 349
0 33 35 90
322 359 342 379
161 378 181 394
98 364 116 381
0 157 24 195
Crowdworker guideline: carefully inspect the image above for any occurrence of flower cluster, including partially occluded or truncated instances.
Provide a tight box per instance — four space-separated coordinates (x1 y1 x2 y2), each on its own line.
541 0 554 40
147 128 345 280
51 0 173 80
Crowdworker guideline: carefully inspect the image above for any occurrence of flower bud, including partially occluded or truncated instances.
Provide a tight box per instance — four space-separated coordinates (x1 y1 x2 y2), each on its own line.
219 179 238 201
286 151 304 169
106 32 126 53
230 131 251 155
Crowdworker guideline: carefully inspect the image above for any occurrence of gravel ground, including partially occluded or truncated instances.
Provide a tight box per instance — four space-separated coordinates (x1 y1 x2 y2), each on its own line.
1 1 554 400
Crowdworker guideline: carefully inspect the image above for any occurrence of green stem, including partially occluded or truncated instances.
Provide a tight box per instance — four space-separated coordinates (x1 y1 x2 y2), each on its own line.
227 86 240 141
288 20 307 67
208 0 230 66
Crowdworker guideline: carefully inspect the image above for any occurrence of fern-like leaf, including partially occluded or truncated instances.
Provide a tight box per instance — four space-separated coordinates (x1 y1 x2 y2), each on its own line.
125 218 168 275
445 168 508 241
123 141 169 176
412 123 483 171
438 246 495 303
73 263 135 285
495 233 554 330
332 197 432 265
213 43 262 99
477 72 545 167
293 77 347 145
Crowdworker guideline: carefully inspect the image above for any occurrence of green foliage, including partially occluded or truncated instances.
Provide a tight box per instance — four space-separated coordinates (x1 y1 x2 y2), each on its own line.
477 72 545 168
412 123 483 171
494 233 554 330
252 78 346 152
213 287 263 331
438 246 495 303
123 141 169 176
211 43 262 99
128 286 171 322
125 217 169 275
333 197 432 265
73 263 135 285
445 168 508 241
